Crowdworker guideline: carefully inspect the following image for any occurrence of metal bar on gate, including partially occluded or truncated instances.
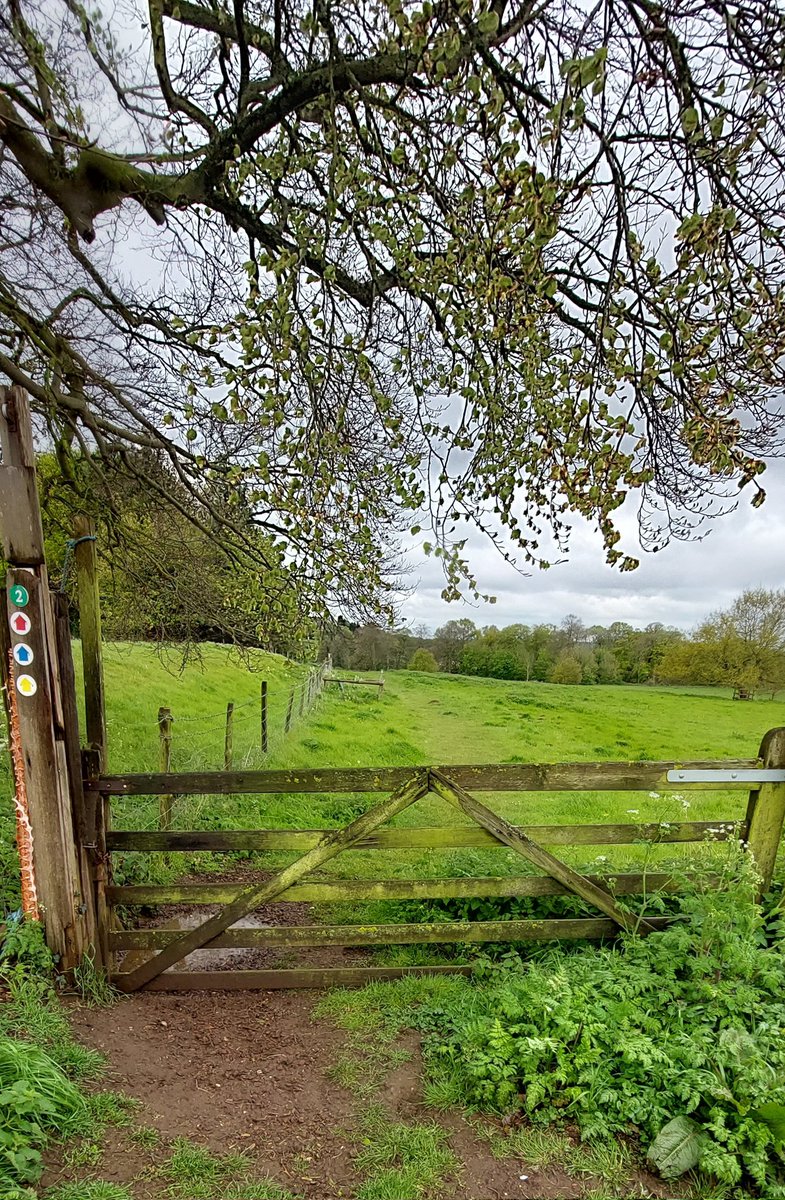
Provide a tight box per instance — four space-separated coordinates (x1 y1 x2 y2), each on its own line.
667 769 785 783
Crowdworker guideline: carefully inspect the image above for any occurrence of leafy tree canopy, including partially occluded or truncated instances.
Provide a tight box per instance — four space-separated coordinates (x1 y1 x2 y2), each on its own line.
37 452 319 654
660 588 785 696
2 0 785 620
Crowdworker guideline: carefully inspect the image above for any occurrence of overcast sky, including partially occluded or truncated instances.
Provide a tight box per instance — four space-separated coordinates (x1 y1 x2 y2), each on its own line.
400 462 785 634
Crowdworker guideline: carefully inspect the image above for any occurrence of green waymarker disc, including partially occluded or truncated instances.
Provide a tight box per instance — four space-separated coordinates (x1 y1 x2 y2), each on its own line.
9 584 29 608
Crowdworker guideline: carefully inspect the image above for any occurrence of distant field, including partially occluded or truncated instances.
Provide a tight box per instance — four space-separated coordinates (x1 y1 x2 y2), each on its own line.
66 647 783 892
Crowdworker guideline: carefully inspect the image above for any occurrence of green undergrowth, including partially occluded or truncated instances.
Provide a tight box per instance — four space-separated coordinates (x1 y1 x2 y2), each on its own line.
0 925 136 1199
479 1123 633 1185
317 854 785 1198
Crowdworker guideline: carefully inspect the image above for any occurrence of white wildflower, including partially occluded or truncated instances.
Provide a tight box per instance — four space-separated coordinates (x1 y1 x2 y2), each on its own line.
648 791 660 799
626 809 639 815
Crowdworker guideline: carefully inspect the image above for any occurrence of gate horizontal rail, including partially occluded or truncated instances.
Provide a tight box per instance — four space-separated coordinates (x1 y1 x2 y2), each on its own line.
111 914 674 952
97 758 761 796
107 870 694 906
106 820 744 852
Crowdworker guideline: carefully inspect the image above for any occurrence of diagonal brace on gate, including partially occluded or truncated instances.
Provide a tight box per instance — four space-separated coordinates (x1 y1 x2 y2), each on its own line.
429 769 656 936
115 772 429 991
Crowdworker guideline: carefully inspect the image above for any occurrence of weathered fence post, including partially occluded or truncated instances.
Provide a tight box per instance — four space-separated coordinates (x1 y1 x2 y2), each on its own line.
0 385 96 969
82 746 111 972
745 727 785 896
284 687 295 732
73 514 107 769
158 707 174 830
261 681 268 753
224 701 234 769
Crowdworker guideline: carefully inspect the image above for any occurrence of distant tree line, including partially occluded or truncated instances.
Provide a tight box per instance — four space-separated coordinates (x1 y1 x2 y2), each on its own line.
326 615 683 685
326 589 785 696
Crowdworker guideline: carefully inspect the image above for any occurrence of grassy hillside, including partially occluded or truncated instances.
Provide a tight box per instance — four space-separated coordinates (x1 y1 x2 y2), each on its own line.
269 670 784 882
77 641 307 773
62 649 782 893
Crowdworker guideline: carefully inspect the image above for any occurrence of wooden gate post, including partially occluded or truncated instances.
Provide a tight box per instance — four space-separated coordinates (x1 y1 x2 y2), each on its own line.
745 727 785 896
0 385 96 969
74 514 107 768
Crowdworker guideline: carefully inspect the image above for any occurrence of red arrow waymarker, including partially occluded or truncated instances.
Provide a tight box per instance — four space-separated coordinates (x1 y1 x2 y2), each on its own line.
10 612 32 636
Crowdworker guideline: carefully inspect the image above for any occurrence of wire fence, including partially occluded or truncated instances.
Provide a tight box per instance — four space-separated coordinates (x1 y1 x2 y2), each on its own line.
111 659 333 834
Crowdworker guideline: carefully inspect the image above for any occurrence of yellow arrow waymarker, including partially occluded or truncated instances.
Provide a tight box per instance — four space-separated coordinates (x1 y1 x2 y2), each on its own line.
16 674 37 697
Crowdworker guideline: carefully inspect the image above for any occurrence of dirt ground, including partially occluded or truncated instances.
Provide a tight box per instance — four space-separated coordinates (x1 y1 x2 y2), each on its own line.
40 883 682 1198
42 986 680 1200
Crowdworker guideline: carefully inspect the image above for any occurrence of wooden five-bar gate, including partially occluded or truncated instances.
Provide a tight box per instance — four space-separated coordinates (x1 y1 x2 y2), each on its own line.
3 383 785 991
97 746 785 992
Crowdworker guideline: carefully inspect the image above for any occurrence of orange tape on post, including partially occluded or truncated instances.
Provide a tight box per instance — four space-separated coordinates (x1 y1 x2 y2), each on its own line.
7 649 40 920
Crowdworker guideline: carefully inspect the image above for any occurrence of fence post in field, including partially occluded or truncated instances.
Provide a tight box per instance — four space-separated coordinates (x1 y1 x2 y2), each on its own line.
285 687 295 732
224 701 234 770
0 385 95 969
261 680 268 753
158 707 174 830
74 513 107 770
299 679 306 717
745 726 785 896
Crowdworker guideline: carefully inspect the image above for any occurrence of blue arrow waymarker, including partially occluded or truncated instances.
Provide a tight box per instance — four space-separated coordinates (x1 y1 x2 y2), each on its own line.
12 643 34 667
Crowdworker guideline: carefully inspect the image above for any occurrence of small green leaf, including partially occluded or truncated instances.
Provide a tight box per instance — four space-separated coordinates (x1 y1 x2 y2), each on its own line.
681 107 699 134
477 10 499 34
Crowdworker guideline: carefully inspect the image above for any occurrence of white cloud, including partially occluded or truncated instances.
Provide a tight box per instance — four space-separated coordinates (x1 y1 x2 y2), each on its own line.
401 463 785 633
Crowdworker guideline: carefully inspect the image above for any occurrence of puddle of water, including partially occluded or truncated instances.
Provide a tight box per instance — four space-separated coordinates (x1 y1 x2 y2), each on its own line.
121 912 275 973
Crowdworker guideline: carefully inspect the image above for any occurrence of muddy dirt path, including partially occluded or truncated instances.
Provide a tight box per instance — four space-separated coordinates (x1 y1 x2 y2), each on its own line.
58 991 576 1199
44 988 680 1200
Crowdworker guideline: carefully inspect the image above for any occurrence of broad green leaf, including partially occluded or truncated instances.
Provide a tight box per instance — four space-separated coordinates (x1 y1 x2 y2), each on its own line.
477 10 499 34
647 1116 705 1179
751 1103 785 1149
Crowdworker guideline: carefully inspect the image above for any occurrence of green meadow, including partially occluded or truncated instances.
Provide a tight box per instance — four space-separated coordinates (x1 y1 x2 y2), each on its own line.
58 643 784 898
4 640 783 912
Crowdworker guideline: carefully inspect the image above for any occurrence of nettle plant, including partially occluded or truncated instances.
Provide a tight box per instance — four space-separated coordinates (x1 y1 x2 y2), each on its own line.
424 850 785 1192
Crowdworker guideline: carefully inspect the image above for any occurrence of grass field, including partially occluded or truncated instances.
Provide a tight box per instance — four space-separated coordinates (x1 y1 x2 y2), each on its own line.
4 644 782 909
56 644 785 900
